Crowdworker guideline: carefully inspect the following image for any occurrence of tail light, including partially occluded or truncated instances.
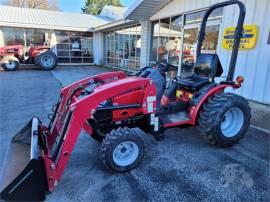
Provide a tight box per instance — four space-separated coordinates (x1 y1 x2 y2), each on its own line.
236 76 244 84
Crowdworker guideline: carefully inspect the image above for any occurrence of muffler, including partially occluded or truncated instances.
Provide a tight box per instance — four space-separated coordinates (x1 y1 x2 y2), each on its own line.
0 118 48 201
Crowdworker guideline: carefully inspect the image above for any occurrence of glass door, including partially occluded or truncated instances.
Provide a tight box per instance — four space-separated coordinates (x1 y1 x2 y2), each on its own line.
181 23 220 76
182 26 198 76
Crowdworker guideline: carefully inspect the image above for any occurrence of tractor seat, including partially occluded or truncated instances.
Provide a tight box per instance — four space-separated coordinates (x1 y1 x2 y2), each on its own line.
177 54 223 91
176 75 210 91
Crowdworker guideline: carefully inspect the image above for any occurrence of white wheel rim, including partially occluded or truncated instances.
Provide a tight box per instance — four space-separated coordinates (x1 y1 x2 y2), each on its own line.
113 141 139 167
41 55 53 67
221 107 244 137
6 61 16 69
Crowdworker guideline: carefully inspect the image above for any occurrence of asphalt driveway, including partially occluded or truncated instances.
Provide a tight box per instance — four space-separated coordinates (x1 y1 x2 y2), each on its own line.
0 66 269 202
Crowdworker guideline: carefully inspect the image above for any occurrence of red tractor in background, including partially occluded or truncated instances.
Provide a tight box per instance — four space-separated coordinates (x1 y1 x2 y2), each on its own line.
0 44 57 71
0 1 250 201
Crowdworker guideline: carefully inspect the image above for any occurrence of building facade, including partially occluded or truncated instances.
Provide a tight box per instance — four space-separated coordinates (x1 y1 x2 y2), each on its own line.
0 5 110 64
0 0 269 104
111 0 270 104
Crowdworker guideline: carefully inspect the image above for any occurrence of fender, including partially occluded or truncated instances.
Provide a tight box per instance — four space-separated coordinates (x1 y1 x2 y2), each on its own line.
190 84 232 125
29 46 50 58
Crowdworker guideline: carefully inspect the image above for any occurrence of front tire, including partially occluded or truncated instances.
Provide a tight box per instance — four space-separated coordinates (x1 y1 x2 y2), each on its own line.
198 92 251 147
1 56 20 71
100 127 145 172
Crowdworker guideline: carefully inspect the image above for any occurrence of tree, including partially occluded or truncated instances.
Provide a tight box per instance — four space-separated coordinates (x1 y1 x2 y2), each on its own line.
3 0 59 10
81 0 122 15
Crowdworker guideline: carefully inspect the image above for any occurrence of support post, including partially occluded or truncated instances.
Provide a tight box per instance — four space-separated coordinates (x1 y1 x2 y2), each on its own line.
0 29 4 47
139 20 152 67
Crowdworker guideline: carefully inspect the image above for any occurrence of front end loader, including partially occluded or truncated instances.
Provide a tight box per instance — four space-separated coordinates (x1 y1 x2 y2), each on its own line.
0 71 156 200
0 0 250 201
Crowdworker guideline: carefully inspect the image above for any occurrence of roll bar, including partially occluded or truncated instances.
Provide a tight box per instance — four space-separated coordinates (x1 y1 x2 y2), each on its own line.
196 0 246 82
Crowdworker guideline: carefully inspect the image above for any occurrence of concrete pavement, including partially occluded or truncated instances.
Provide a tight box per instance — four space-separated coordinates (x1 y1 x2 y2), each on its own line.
0 66 269 201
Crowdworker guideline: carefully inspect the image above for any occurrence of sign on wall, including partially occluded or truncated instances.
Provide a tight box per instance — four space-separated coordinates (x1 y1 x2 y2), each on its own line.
222 25 258 50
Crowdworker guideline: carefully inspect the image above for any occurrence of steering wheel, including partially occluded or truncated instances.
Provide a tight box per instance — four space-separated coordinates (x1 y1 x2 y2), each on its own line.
157 61 178 73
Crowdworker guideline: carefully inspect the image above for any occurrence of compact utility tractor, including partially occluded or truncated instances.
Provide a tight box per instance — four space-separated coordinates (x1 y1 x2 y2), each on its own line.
0 44 57 71
0 1 250 201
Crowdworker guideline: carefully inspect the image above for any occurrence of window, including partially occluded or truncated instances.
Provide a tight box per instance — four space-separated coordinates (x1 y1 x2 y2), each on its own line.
168 15 183 65
182 25 220 72
2 27 25 46
129 26 137 70
159 18 170 62
104 24 141 71
151 17 184 64
2 27 50 52
182 27 198 72
55 31 93 64
151 8 223 75
203 25 220 52
136 26 141 61
185 8 223 24
150 21 160 62
1 28 93 64
25 29 47 46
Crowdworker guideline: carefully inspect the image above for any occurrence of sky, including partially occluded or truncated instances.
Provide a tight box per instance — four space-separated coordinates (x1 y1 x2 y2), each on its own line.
59 0 135 13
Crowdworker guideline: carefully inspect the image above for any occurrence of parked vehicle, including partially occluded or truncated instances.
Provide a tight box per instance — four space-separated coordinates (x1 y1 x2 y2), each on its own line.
0 1 249 201
0 44 57 71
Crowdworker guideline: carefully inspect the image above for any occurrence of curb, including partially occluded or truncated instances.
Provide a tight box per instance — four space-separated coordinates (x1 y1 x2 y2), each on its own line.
251 125 270 135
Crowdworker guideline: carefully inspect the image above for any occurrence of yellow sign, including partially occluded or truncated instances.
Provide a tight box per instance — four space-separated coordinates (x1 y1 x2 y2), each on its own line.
222 25 258 50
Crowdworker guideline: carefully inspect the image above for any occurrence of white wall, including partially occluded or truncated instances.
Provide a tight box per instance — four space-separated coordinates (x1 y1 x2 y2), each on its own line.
150 0 270 104
218 0 270 104
50 32 57 55
150 0 222 20
93 32 104 65
0 29 3 47
140 21 152 67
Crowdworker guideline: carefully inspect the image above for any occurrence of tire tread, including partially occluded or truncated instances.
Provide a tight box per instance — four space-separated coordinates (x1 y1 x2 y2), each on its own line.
100 127 144 172
198 92 251 147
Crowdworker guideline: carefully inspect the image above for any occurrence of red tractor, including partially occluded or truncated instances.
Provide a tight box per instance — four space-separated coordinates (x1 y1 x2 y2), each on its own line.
0 44 57 71
0 1 250 201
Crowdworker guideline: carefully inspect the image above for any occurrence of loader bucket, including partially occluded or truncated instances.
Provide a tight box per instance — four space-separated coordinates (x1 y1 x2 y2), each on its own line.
0 118 48 201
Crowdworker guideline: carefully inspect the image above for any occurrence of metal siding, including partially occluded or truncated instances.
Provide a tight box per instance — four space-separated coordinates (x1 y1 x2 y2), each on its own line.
125 0 172 20
242 0 263 100
150 0 214 20
0 5 109 31
252 0 270 103
219 0 270 104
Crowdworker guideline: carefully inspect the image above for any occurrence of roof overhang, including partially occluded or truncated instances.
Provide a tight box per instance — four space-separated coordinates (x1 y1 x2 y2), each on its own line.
0 22 94 32
0 5 108 32
124 0 173 21
95 19 138 32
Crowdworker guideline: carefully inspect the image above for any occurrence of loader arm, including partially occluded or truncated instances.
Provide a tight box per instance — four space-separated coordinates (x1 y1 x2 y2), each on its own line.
43 76 156 192
49 71 126 143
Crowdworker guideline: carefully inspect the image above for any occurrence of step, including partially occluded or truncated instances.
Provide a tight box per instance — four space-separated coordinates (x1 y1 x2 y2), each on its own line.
160 111 190 125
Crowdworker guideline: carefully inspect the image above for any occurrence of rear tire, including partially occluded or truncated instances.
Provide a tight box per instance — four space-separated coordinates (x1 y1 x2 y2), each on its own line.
1 56 20 71
100 127 144 172
198 92 251 147
36 50 57 70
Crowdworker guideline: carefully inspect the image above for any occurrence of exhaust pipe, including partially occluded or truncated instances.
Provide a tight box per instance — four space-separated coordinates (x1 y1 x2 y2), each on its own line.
0 118 48 201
